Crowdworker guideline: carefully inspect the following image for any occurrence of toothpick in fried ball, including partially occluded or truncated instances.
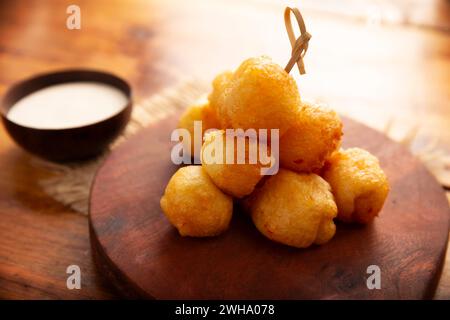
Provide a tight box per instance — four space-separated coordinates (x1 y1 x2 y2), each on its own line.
209 56 300 135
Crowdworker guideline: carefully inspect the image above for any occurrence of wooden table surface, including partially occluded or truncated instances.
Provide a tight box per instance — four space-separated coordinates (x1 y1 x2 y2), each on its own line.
0 0 449 299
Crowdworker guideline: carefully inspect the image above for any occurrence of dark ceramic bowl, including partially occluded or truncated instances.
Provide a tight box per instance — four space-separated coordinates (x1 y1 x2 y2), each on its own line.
0 69 132 162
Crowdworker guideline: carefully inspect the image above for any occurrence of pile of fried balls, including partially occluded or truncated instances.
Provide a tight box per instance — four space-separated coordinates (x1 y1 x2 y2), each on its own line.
160 56 389 248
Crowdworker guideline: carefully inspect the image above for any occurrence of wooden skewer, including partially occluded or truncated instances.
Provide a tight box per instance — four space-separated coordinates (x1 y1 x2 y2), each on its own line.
284 7 311 75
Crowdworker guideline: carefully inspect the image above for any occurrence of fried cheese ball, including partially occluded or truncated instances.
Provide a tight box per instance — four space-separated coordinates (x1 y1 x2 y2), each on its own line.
279 102 343 173
160 166 233 237
322 148 389 224
209 56 300 135
201 130 270 198
208 70 233 127
178 98 221 157
247 169 337 248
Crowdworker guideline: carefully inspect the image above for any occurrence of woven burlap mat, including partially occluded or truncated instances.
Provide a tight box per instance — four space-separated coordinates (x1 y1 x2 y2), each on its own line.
30 79 450 215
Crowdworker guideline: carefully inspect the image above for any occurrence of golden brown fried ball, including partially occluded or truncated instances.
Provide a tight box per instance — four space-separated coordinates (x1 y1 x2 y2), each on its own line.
322 148 389 224
201 130 271 198
208 71 233 127
160 166 233 237
247 169 337 248
178 98 221 157
209 56 300 135
279 102 343 173
202 101 221 131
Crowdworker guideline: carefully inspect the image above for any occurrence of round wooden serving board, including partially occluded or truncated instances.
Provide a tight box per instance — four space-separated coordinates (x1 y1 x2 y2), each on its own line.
89 114 449 299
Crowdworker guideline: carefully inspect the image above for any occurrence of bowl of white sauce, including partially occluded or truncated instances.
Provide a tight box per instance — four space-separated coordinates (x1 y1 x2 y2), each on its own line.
1 70 132 161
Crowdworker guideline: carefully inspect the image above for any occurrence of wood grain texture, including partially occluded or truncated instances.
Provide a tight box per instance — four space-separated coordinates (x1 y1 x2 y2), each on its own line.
0 0 449 299
89 114 450 299
0 147 117 299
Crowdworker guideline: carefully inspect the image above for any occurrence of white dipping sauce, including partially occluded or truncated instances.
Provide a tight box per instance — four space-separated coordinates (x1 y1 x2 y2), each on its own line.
7 82 128 129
